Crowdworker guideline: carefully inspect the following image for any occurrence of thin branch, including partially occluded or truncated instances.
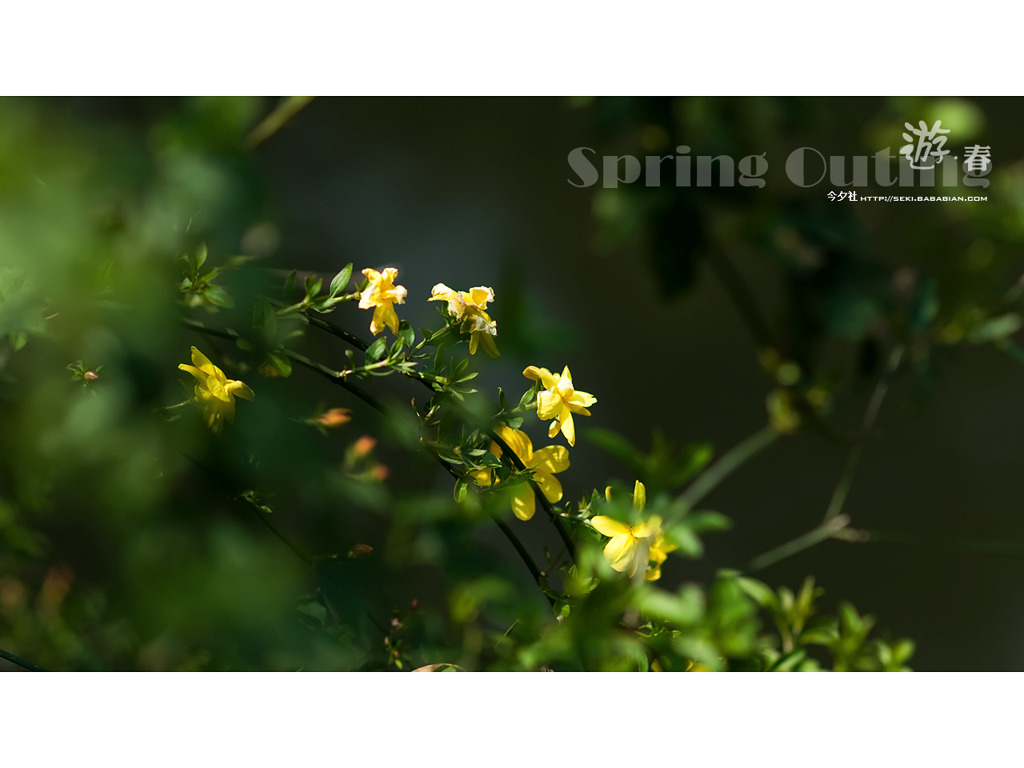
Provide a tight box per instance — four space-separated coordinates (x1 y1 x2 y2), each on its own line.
823 345 903 522
181 317 551 597
745 346 904 572
677 427 780 511
297 311 577 562
244 96 316 150
0 647 48 672
746 514 851 573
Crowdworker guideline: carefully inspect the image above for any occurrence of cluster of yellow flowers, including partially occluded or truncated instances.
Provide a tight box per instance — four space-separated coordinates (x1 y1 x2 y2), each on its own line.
179 265 672 579
359 267 499 358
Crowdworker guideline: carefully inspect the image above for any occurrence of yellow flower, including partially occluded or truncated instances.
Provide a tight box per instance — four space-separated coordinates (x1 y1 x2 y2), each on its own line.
522 365 596 447
589 481 676 581
178 346 254 433
429 283 499 357
470 424 569 521
359 267 407 335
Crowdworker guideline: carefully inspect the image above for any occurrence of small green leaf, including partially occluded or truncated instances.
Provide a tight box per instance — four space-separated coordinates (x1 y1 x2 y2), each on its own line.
770 648 808 672
666 524 704 558
453 479 468 503
204 285 235 309
365 337 387 363
397 321 415 349
330 263 353 297
735 577 778 610
268 353 292 378
685 510 732 533
9 331 28 351
304 275 323 299
283 270 297 297
967 313 1022 344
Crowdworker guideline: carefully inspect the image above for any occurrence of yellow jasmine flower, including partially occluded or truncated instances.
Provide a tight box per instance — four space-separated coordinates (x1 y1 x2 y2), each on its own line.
359 267 407 335
470 424 569 521
522 365 596 447
429 283 499 357
589 481 676 581
178 346 254 433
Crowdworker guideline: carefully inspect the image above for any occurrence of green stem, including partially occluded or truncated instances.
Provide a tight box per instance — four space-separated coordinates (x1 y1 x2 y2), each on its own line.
746 514 851 573
0 647 48 672
302 312 369 351
823 345 903 521
745 346 904 571
677 427 780 511
487 428 577 562
244 96 316 149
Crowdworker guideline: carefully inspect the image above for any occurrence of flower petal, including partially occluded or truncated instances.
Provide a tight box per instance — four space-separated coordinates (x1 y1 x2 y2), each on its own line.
510 486 535 521
468 469 493 488
532 469 563 503
178 363 206 383
536 388 562 420
530 445 570 475
468 286 494 308
494 425 532 463
603 534 638 574
589 516 631 537
523 366 558 389
190 346 215 371
226 380 255 400
568 390 597 409
559 410 576 446
429 283 455 300
632 480 646 511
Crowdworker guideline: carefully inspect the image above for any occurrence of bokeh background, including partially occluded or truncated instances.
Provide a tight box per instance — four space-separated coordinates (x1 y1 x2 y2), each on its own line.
2 96 1023 670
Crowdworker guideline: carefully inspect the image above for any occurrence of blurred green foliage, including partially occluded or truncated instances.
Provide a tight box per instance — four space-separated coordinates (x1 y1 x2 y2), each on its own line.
1 96 1018 671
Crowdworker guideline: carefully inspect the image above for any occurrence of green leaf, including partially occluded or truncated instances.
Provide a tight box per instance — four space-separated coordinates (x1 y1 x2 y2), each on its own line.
330 263 353 297
283 270 297 298
669 441 714 486
9 331 27 351
639 585 704 627
398 321 415 349
204 284 235 309
480 452 502 468
770 648 808 672
585 428 642 473
453 479 468 503
365 337 387 364
268 353 292 378
685 510 731 533
196 243 208 269
967 313 1022 344
518 385 536 409
735 577 778 610
304 275 323 299
666 524 704 558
